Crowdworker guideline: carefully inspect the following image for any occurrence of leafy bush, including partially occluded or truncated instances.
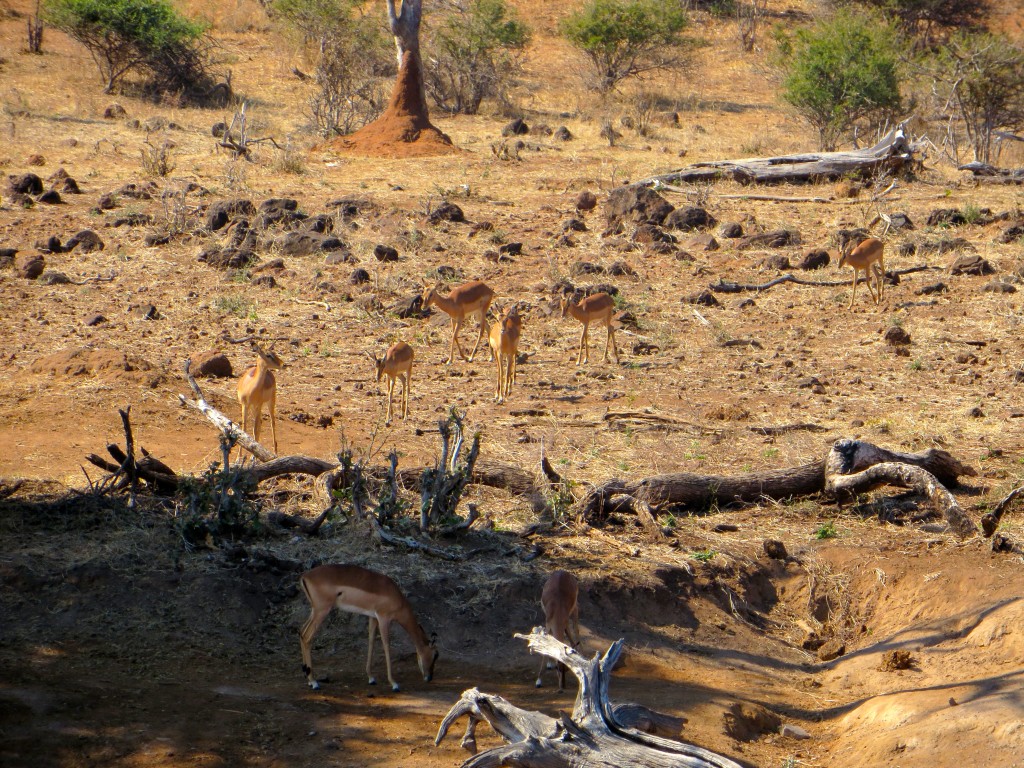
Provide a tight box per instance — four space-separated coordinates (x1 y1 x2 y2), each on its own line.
45 0 211 96
774 9 903 150
560 0 690 93
829 0 989 47
424 0 530 115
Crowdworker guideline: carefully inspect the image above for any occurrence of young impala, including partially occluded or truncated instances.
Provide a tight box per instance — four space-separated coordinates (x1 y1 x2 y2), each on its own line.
236 342 284 459
536 569 581 690
369 342 414 425
488 304 523 404
299 564 438 692
560 292 620 365
839 236 885 308
421 280 495 364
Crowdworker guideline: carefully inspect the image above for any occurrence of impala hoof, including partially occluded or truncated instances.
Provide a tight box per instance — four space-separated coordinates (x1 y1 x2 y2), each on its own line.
391 682 401 692
535 678 543 688
368 676 377 686
309 680 320 690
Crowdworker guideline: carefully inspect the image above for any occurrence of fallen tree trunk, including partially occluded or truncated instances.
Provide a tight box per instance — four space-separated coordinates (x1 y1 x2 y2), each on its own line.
958 162 1024 184
709 265 939 294
435 629 743 768
635 124 919 186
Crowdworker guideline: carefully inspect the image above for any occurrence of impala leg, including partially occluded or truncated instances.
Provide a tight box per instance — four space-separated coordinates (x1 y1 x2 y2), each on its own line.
237 402 248 463
536 649 547 687
494 354 503 403
401 371 409 419
299 603 332 690
569 607 581 648
875 260 885 303
609 324 619 363
468 309 487 362
252 403 263 449
366 616 379 685
385 376 395 425
452 317 471 362
377 617 399 691
849 270 858 308
268 392 278 455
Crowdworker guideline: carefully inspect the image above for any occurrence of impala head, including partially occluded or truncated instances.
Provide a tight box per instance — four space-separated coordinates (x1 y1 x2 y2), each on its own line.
838 239 853 268
559 295 571 318
421 284 439 307
252 342 284 370
418 629 439 682
366 351 386 382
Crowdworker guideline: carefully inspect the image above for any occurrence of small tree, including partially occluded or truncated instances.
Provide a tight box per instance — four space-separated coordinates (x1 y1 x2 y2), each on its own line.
775 10 903 150
45 0 208 95
560 0 690 93
424 0 530 115
925 31 1024 164
829 0 989 47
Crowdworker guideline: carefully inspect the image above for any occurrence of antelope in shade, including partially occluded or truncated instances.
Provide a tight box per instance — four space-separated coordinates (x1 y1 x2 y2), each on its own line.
298 564 439 691
536 570 580 691
421 280 495 363
488 304 523 404
560 292 620 365
839 236 885 308
369 342 414 425
236 342 283 459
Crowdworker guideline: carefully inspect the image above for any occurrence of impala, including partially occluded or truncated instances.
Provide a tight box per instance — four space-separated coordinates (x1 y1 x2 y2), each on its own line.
299 564 438 692
839 236 885 308
536 569 580 690
421 280 495 364
369 342 414 425
236 342 283 459
488 304 523 404
560 292 620 365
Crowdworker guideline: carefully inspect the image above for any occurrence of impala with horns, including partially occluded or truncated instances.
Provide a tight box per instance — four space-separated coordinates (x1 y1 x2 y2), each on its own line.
560 291 620 365
299 564 438 691
235 339 284 459
839 236 885 308
421 280 495 364
368 342 414 425
536 569 580 690
488 304 523 404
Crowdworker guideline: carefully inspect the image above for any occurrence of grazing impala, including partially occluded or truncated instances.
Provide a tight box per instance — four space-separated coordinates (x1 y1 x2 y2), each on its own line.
560 292 620 365
421 280 495 364
236 342 284 459
488 304 523 404
369 342 414 425
536 570 580 690
839 236 885 308
299 564 438 692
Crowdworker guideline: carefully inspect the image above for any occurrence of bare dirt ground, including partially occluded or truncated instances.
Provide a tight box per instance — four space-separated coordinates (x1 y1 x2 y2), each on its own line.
2 2 1024 767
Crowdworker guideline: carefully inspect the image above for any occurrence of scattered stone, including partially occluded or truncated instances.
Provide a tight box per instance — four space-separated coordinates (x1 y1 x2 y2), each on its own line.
275 231 346 256
499 242 523 256
562 217 588 232
718 222 743 238
996 222 1024 244
664 206 717 231
303 213 334 234
761 254 791 270
144 232 172 247
798 249 830 270
679 234 718 252
29 347 154 379
103 103 127 119
763 539 787 560
879 649 915 671
189 351 233 378
323 250 354 265
884 326 911 346
833 179 860 198
911 237 973 256
35 236 64 254
817 639 846 662
605 186 673 227
0 248 16 267
38 270 72 285
211 121 227 137
575 190 598 212
686 290 719 307
552 126 573 141
391 293 428 319
131 303 161 320
634 224 675 244
112 212 153 227
501 118 529 136
374 244 399 262
36 189 62 204
7 173 43 195
916 282 948 295
779 724 811 740
9 192 34 208
968 406 984 418
97 193 118 210
115 182 156 200
723 703 782 742
197 246 257 269
64 230 105 253
16 254 45 279
58 176 81 194
991 532 1013 553
888 213 914 230
427 201 465 224
206 198 256 231
84 313 107 326
571 261 605 276
983 281 1016 293
433 264 458 281
607 260 636 277
927 208 968 227
349 267 370 285
949 254 994 276
251 274 277 288
737 229 800 249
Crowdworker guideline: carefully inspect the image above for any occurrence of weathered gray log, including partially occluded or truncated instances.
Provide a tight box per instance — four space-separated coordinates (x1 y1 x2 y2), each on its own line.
824 439 977 539
981 484 1024 537
709 265 939 294
635 124 919 186
958 162 1024 184
435 629 743 768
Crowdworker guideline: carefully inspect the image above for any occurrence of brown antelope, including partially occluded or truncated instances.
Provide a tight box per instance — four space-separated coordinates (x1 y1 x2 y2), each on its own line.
536 570 580 690
369 342 414 425
236 342 284 458
299 564 439 692
839 236 885 308
560 292 620 365
488 304 523 404
421 280 495 364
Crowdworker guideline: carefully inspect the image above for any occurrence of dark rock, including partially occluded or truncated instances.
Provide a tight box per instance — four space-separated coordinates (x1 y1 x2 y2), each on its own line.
197 246 257 269
84 313 107 326
553 126 573 141
927 208 967 227
374 244 399 262
39 271 73 285
303 213 334 234
35 236 64 254
131 304 161 320
884 326 911 345
718 222 743 238
589 283 619 297
575 190 598 211
103 103 128 119
427 201 465 224
64 230 105 253
36 190 62 204
968 406 984 418
349 267 370 285
678 234 718 252
915 237 974 256
950 254 994 276
115 182 155 200
647 241 678 255
996 222 1024 244
798 249 830 270
562 217 588 232
761 254 791 270
664 206 717 231
211 122 227 137
763 539 787 560
0 248 16 267
254 258 285 272
206 198 256 231
685 290 719 307
190 351 233 378
323 250 354 265
251 274 277 288
144 232 172 247
607 261 636 277
633 224 675 244
983 281 1016 293
888 213 914 230
502 118 529 136
499 242 522 256
9 192 34 208
97 193 118 210
738 229 801 249
391 293 428 319
723 702 782 742
112 213 153 227
16 254 45 279
571 261 605 276
276 231 346 256
818 639 846 662
8 173 43 195
605 186 673 226
59 177 81 194
433 264 458 281
257 198 304 228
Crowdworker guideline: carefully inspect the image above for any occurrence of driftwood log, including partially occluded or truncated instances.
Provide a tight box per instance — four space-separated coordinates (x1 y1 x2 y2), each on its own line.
709 265 939 294
635 123 920 186
958 162 1024 184
435 628 743 768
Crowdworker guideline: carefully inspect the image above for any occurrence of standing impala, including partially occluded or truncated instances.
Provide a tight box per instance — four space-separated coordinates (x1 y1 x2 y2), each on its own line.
488 304 523 404
299 564 438 692
421 280 495 364
560 292 620 365
536 569 580 690
838 236 885 308
236 342 283 459
369 342 414 425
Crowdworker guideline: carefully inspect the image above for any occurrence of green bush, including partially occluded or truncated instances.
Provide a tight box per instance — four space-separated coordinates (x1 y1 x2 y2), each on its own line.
775 9 903 150
828 0 989 47
45 0 209 95
560 0 690 93
425 0 530 115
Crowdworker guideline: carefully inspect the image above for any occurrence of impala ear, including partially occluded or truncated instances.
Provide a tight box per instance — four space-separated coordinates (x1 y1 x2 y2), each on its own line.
429 631 439 645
